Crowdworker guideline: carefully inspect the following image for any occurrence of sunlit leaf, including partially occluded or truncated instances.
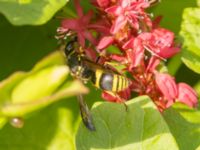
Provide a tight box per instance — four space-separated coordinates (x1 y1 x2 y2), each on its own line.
76 96 179 150
164 103 200 150
12 66 69 104
180 8 200 74
0 0 68 25
0 52 88 128
0 117 7 129
0 98 80 150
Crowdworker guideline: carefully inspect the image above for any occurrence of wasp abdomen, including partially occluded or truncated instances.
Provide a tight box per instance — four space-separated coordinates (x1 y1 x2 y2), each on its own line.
91 69 130 93
99 73 113 91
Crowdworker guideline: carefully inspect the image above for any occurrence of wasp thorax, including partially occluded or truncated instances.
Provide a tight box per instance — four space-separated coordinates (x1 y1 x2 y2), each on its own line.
65 41 74 55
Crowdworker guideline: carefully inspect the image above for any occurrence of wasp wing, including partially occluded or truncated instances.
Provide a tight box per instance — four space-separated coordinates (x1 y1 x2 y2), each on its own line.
77 94 96 131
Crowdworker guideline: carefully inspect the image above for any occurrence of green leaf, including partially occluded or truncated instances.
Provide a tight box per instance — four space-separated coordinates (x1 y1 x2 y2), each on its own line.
163 103 200 150
1 79 88 117
0 97 80 150
33 51 66 72
194 80 200 97
0 0 68 25
180 8 200 74
0 51 88 128
198 0 200 7
150 0 196 34
0 117 7 129
11 66 69 104
76 96 178 150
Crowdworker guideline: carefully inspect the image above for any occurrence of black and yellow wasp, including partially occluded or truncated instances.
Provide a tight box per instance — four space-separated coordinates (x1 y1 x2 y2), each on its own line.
64 37 131 131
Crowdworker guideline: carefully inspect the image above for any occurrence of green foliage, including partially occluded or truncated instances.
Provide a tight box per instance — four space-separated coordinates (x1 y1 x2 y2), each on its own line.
0 0 200 150
0 98 80 150
164 103 200 150
180 7 200 74
0 0 68 25
76 96 179 150
0 52 88 128
0 15 59 80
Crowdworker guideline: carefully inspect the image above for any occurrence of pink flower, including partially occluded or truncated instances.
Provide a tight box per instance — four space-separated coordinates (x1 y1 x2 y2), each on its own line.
105 0 150 34
123 37 144 69
59 0 196 111
177 83 198 108
146 56 160 73
96 0 110 8
102 91 120 102
97 36 115 50
84 47 97 61
155 73 178 104
61 0 96 47
102 89 131 102
139 28 180 59
90 20 114 50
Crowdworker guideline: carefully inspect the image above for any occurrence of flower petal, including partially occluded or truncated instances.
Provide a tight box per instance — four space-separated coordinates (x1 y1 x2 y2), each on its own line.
111 15 127 34
81 10 93 25
158 47 180 58
146 56 160 72
77 33 85 47
84 47 97 61
97 0 110 8
105 6 123 16
122 37 135 49
132 38 144 67
74 0 83 17
155 73 178 101
97 36 114 50
61 19 79 30
177 83 198 108
110 54 126 62
123 38 144 68
101 91 119 102
83 31 97 45
88 22 110 34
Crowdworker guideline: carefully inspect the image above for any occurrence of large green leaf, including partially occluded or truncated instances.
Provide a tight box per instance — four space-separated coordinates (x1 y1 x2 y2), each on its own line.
164 103 200 150
180 7 200 74
0 51 88 128
0 0 68 25
0 97 80 150
76 96 178 150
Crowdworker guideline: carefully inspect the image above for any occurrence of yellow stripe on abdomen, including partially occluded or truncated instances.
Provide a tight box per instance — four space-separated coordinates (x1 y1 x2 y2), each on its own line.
119 75 124 92
112 74 118 92
95 69 103 88
117 75 129 92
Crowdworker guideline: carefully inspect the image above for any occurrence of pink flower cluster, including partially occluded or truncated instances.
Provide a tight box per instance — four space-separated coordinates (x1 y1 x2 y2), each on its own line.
58 0 198 111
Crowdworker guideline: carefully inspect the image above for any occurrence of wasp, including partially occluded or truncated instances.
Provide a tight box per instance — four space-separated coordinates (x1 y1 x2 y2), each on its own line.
64 37 132 131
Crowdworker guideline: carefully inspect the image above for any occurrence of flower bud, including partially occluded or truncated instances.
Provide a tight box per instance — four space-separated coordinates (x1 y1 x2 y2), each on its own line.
155 73 177 102
96 0 110 8
177 83 198 108
97 36 114 50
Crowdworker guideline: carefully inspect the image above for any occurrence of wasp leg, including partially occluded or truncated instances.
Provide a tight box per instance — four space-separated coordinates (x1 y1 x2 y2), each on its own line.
116 95 128 112
95 55 101 63
104 91 128 112
77 94 96 131
122 102 128 112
